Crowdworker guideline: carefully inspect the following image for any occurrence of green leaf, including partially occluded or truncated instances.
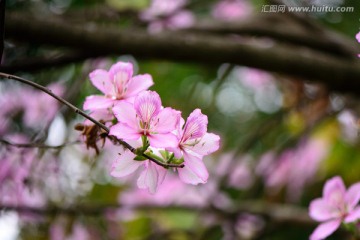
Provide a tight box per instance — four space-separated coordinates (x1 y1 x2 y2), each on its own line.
133 155 147 161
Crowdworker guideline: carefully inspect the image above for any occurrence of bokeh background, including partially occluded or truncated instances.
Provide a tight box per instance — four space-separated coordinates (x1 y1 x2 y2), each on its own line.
1 0 360 239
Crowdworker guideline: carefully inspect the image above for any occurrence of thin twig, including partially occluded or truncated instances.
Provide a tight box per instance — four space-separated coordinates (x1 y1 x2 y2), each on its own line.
0 72 184 168
0 139 80 149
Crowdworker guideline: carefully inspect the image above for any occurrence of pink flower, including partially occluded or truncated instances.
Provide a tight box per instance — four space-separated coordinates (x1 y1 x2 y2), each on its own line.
309 176 360 240
170 109 220 185
83 61 153 111
110 90 180 148
110 143 167 194
239 68 273 90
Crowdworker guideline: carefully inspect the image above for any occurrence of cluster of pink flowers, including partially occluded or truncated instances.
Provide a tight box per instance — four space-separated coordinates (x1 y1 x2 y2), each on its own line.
83 61 220 193
309 176 360 240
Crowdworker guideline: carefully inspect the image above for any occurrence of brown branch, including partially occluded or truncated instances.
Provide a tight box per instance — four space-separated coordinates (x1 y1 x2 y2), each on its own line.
0 72 184 169
5 13 360 96
188 14 358 58
0 51 102 73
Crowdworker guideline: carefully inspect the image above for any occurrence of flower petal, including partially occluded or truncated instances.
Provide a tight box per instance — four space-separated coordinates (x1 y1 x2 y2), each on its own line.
178 153 208 185
177 166 206 185
323 176 346 207
344 206 360 223
83 95 113 111
154 108 180 133
126 74 154 97
148 133 179 148
167 146 182 159
89 69 112 94
109 62 133 83
109 123 141 140
137 161 163 194
156 164 167 186
113 102 137 128
182 109 208 142
134 91 161 123
111 150 143 178
309 220 341 240
186 133 220 157
345 182 360 210
309 198 338 222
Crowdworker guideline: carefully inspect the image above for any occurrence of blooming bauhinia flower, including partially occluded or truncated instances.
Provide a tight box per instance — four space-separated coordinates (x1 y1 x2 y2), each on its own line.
169 109 220 184
309 176 360 240
109 90 180 148
83 61 153 111
110 142 167 194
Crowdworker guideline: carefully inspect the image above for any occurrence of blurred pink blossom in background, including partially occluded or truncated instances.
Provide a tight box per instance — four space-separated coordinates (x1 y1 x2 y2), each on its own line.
214 153 254 190
212 0 252 22
140 0 195 33
22 83 64 129
51 219 91 240
0 83 64 133
235 213 265 239
337 110 358 143
257 138 329 201
239 68 273 90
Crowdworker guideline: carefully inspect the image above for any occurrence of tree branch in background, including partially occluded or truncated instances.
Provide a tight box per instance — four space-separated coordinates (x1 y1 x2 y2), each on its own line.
0 200 315 227
0 51 101 73
5 13 360 96
189 13 357 58
0 0 6 65
0 72 184 169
